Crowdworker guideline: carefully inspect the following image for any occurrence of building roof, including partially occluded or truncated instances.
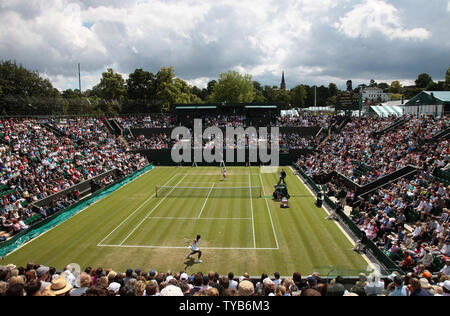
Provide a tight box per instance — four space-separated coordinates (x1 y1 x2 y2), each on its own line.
405 91 450 107
424 91 450 102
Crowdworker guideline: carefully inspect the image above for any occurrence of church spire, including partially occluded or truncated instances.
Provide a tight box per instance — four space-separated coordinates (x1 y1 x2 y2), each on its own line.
280 71 286 90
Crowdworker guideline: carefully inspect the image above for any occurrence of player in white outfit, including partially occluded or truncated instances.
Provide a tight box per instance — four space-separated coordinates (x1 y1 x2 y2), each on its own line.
186 235 202 263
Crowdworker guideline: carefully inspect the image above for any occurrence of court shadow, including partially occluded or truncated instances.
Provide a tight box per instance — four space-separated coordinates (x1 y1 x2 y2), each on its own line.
184 258 199 270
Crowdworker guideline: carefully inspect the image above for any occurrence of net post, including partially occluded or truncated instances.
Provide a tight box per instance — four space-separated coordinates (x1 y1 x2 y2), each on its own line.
155 186 158 197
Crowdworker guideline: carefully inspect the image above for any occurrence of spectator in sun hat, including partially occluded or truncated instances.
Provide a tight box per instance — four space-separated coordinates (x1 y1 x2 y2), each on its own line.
107 270 117 282
419 278 435 296
438 280 450 296
160 284 183 296
47 276 73 296
107 282 121 296
238 280 255 296
409 278 431 297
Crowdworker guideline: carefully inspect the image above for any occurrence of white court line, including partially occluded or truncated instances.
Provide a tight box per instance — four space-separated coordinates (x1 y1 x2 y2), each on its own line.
249 173 256 249
98 244 278 250
289 166 375 269
147 217 251 220
96 171 178 246
119 174 187 246
259 173 280 249
197 182 215 218
97 171 179 246
7 166 157 258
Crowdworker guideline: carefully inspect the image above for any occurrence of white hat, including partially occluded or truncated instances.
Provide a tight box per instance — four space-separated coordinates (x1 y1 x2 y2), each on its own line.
165 275 174 283
108 282 121 294
442 280 450 291
160 285 183 296
180 273 189 281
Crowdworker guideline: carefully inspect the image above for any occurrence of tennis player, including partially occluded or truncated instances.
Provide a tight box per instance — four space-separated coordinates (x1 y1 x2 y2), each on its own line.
222 167 227 180
186 235 202 263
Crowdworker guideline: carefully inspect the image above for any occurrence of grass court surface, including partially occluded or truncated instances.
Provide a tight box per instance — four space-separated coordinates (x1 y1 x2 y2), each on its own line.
1 167 369 276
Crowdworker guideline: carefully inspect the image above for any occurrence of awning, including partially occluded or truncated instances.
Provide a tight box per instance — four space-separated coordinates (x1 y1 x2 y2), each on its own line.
370 105 403 117
245 105 278 109
281 109 299 117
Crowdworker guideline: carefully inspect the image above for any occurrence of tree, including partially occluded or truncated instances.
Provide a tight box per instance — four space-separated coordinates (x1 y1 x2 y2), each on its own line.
389 81 402 93
274 88 291 109
252 81 267 103
154 67 201 111
209 70 255 104
390 94 403 101
377 82 389 92
0 60 63 115
445 67 450 90
93 68 126 101
415 73 433 89
328 83 338 97
369 79 377 87
127 68 156 101
290 85 308 108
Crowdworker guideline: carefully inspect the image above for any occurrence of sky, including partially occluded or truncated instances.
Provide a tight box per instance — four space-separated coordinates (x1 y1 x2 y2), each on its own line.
0 0 449 91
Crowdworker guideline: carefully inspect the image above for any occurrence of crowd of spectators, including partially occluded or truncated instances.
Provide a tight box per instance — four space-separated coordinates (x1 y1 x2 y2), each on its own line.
298 115 449 185
276 114 334 129
116 115 177 129
295 114 449 275
0 118 149 239
0 263 448 296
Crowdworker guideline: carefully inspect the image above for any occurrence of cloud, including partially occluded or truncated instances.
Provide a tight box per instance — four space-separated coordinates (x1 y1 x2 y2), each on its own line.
335 0 431 40
0 0 448 93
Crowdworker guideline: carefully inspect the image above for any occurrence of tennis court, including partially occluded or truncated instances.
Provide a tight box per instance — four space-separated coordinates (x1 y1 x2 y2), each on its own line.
1 166 370 276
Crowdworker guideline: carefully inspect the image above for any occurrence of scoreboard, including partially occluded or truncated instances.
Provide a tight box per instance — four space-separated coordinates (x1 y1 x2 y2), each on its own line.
336 91 361 111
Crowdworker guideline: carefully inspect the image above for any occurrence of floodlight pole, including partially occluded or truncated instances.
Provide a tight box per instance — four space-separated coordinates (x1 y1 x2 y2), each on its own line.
78 63 82 96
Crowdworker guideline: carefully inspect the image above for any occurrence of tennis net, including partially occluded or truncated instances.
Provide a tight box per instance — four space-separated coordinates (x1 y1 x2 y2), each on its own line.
155 186 262 198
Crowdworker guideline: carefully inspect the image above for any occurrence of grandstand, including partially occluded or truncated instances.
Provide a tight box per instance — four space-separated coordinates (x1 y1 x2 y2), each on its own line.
0 110 449 297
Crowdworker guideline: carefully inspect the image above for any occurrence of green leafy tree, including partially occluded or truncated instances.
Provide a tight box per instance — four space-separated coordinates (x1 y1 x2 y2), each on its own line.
377 82 389 92
389 81 402 93
262 85 278 103
127 69 156 101
209 70 255 104
290 85 308 108
93 68 126 101
390 94 405 101
0 60 63 115
445 67 450 90
274 88 291 109
415 73 433 88
328 83 339 97
154 67 201 111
